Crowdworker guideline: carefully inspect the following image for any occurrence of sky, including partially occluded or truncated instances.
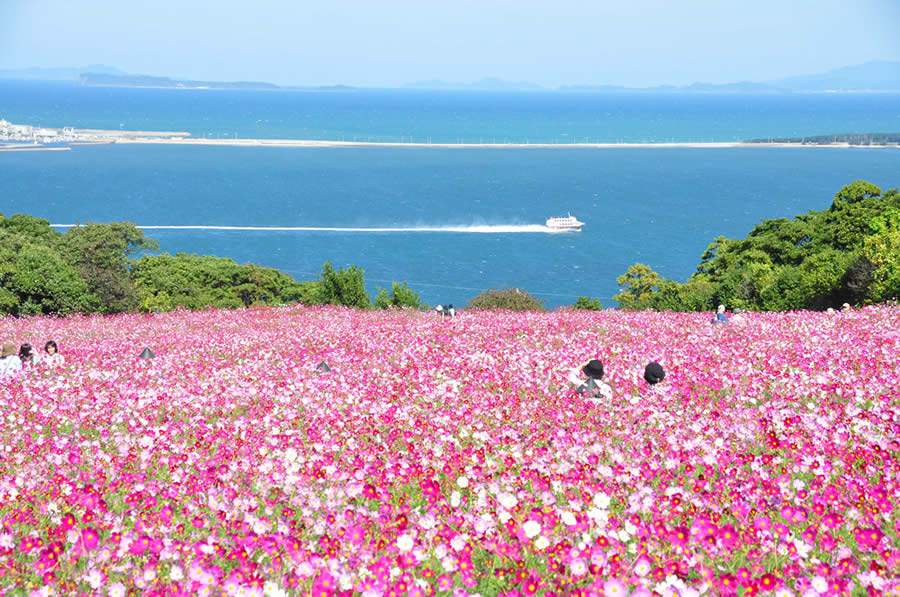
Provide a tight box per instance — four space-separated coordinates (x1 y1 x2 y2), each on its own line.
1 0 898 88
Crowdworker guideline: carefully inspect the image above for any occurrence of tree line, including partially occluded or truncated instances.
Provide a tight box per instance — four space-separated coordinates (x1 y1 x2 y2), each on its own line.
0 214 363 315
615 180 900 311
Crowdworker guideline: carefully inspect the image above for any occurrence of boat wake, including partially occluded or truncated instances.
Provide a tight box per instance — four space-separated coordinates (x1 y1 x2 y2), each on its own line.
52 224 573 233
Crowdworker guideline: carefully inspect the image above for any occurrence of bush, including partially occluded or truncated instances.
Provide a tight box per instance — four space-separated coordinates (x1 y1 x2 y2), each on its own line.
572 296 603 310
317 261 371 309
374 282 424 310
466 287 547 312
131 253 317 312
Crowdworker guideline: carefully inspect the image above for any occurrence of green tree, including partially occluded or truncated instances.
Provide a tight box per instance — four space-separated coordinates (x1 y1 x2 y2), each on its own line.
615 263 663 308
57 222 159 313
132 253 317 311
6 244 93 315
0 213 60 244
832 180 881 208
572 296 604 310
862 208 900 301
374 282 424 310
620 181 900 312
317 261 371 308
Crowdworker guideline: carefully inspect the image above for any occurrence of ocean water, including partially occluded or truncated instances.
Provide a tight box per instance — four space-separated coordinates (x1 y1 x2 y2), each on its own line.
2 81 899 307
3 80 900 143
3 143 898 308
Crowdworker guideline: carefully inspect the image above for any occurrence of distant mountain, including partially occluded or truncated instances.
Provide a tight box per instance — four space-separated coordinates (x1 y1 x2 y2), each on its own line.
4 60 898 92
0 64 127 81
405 77 544 91
80 73 280 90
560 62 899 93
78 73 353 92
768 60 900 91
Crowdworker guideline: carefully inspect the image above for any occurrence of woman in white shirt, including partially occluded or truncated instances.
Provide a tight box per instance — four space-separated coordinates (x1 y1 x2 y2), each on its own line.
42 340 65 368
0 342 22 377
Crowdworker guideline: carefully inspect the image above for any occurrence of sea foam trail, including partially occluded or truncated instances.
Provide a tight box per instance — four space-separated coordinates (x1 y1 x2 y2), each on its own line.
51 224 570 233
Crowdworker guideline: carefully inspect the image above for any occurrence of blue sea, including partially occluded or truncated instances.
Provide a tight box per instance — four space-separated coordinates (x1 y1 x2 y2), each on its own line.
2 81 899 307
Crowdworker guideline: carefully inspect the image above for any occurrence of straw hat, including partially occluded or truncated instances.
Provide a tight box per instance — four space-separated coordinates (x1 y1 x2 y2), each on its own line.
1 342 15 358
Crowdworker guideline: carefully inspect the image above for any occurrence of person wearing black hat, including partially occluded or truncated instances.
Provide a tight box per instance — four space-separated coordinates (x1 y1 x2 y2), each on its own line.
566 359 613 400
644 361 665 385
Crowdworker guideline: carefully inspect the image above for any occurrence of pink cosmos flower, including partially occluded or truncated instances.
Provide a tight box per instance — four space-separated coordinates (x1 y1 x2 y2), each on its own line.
603 579 627 596
80 527 99 550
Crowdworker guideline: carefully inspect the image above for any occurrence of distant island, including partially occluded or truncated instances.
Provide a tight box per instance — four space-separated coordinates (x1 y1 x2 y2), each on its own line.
1 60 898 93
78 73 354 92
405 60 900 93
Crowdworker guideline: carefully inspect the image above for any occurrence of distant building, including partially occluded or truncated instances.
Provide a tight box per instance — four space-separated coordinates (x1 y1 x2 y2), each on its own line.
35 128 59 141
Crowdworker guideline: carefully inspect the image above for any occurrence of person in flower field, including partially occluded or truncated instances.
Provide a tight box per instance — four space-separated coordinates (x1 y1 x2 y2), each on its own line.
644 361 665 386
18 343 37 367
567 359 613 400
43 340 65 368
713 304 729 324
0 341 23 377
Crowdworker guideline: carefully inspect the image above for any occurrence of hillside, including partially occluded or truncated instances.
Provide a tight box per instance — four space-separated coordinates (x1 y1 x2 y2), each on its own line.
1 305 898 593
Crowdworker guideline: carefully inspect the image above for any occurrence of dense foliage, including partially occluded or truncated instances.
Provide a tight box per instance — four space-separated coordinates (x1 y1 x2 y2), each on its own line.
572 296 604 311
1 305 898 594
132 253 318 312
0 214 376 315
616 180 900 311
467 287 548 312
0 214 156 316
374 281 426 310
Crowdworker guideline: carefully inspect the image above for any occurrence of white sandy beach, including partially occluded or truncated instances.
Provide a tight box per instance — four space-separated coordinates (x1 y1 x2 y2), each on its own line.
109 137 893 149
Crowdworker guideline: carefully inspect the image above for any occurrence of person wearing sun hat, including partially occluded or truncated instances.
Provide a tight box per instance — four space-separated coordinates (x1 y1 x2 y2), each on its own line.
566 358 613 401
0 341 23 377
644 361 665 385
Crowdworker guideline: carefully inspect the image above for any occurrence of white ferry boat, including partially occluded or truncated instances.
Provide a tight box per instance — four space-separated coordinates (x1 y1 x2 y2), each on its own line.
545 213 584 231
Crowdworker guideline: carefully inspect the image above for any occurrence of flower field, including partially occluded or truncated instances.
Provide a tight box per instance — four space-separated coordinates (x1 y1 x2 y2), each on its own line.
1 304 899 596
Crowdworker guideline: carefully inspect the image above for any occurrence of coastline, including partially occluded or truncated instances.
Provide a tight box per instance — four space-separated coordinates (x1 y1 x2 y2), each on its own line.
3 120 898 149
109 137 899 149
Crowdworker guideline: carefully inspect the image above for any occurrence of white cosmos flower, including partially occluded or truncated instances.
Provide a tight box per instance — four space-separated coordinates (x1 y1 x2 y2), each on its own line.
498 493 518 509
523 520 541 538
450 491 461 508
593 492 611 509
534 535 550 549
396 534 414 552
456 476 469 488
560 510 577 526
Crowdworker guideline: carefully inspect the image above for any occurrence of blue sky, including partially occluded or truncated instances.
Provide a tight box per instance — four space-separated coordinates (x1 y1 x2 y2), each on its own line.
2 0 898 87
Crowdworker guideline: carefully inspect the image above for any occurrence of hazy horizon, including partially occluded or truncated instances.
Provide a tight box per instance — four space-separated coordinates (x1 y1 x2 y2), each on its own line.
2 0 899 88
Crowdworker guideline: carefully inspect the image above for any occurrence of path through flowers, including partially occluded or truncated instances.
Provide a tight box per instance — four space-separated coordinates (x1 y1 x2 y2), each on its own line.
1 305 899 596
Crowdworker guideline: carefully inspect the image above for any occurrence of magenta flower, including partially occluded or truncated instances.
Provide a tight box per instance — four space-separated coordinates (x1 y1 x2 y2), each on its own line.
80 527 99 550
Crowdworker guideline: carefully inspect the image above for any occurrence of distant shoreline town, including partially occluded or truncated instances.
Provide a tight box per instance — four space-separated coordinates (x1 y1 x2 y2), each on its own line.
2 119 899 151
